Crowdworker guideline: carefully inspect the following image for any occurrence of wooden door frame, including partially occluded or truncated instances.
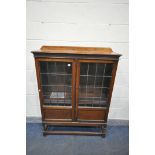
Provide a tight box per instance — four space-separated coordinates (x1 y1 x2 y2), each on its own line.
34 57 118 123
34 57 76 121
75 59 118 121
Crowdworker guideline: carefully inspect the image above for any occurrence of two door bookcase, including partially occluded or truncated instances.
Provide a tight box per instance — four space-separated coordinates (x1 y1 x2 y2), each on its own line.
32 46 121 137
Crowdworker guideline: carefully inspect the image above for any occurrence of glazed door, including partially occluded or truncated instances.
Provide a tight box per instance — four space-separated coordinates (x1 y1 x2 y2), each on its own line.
75 60 114 122
36 58 76 121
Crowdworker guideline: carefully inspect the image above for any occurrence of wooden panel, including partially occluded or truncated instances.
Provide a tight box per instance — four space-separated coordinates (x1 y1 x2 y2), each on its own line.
34 58 44 119
104 61 118 122
43 108 72 120
32 46 121 56
27 40 127 59
43 121 105 126
77 108 107 121
75 61 80 120
43 131 105 136
33 53 120 61
36 57 74 62
41 45 112 52
77 59 114 63
72 61 76 120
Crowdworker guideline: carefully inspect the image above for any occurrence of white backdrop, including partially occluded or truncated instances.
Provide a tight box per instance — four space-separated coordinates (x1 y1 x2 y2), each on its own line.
26 0 129 120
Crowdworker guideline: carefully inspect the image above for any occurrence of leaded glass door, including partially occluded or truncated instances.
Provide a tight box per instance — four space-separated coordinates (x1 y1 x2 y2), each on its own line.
40 61 72 106
38 59 75 121
76 60 114 121
37 58 114 122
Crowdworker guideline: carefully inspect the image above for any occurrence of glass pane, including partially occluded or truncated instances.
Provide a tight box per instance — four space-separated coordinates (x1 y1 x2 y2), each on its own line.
79 62 113 107
40 61 72 106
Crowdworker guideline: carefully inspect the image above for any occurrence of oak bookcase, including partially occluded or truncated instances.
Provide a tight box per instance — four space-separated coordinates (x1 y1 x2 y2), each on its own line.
32 46 121 137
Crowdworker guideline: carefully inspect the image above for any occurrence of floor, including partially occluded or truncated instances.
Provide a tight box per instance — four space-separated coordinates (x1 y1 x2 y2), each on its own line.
26 123 129 155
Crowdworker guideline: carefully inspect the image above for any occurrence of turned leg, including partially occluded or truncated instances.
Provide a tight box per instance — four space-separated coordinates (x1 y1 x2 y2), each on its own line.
43 123 48 136
43 123 48 130
101 125 106 138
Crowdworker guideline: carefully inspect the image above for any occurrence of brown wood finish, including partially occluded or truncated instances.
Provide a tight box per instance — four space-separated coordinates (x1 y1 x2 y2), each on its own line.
39 45 115 55
42 106 72 109
43 131 105 136
36 57 74 62
32 46 121 137
42 121 105 126
75 61 80 120
75 59 113 123
107 61 119 104
43 119 72 122
105 61 119 122
72 61 76 121
34 58 44 120
77 108 107 121
43 108 72 120
78 59 114 63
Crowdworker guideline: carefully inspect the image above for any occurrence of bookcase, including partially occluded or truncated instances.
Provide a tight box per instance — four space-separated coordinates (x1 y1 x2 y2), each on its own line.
32 46 121 137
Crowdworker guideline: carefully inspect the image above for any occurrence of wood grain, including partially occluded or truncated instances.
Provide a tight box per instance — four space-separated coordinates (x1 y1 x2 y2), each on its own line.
32 46 121 56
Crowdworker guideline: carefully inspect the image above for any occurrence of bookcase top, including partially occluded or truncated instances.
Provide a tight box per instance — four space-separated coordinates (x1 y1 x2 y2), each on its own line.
32 46 121 56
